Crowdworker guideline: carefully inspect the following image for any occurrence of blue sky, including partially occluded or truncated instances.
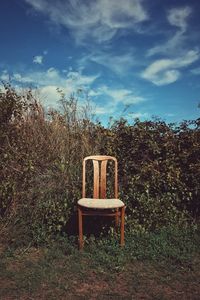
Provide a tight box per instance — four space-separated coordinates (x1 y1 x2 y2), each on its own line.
1 0 200 125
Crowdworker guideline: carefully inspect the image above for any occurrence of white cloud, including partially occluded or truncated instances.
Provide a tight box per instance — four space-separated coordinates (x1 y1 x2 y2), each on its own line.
147 31 185 57
141 50 199 85
0 66 146 118
9 67 98 109
167 6 192 31
127 112 149 120
87 84 146 116
79 51 137 75
66 71 98 86
90 102 114 115
24 0 148 43
0 70 9 81
12 67 63 86
191 67 200 75
147 6 192 57
35 82 145 117
97 85 145 105
87 85 145 117
33 55 43 64
38 85 74 109
11 68 98 89
94 52 135 74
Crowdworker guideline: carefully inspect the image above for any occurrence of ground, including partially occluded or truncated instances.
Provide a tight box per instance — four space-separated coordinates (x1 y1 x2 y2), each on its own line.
0 241 200 300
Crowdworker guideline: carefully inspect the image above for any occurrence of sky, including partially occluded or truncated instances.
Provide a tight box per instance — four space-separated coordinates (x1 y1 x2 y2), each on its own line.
0 0 200 125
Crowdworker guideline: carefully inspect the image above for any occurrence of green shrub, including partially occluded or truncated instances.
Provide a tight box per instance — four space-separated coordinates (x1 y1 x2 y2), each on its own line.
104 118 200 230
0 83 199 243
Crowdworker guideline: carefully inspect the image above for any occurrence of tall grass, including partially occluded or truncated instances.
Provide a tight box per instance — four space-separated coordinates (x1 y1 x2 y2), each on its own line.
0 84 103 243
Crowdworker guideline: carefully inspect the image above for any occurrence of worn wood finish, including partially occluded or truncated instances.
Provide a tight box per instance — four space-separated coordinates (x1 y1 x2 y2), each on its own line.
84 155 116 161
100 160 107 198
78 155 125 249
82 159 86 198
115 160 118 198
93 160 99 198
81 210 121 217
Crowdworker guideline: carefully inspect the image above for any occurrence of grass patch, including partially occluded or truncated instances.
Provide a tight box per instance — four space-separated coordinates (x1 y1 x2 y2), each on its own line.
0 225 200 299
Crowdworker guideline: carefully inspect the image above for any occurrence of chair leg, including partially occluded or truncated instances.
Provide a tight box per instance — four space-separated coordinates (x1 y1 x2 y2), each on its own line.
120 206 125 246
78 207 83 250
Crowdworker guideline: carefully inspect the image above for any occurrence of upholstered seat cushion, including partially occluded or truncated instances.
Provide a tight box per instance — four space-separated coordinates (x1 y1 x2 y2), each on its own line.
78 198 124 209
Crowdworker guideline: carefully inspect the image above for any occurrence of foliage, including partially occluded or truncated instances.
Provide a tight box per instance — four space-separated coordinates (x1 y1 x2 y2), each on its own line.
0 83 200 243
103 118 200 230
0 84 102 242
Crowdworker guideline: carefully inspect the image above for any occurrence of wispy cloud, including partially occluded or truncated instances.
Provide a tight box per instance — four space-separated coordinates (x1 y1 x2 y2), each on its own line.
167 6 192 31
66 71 98 86
1 67 98 108
128 112 149 118
96 85 145 105
141 50 199 85
191 67 200 75
11 68 98 88
147 6 192 57
147 31 186 57
79 51 137 75
88 85 145 116
12 67 64 86
33 55 43 64
89 85 146 116
24 0 148 43
0 70 9 81
33 51 48 64
0 64 146 118
126 112 149 122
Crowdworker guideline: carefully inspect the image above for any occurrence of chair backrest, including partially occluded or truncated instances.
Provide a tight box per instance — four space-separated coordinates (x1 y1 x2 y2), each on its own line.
82 155 118 199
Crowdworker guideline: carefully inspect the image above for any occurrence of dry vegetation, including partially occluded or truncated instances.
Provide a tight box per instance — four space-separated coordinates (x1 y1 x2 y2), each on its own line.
0 83 200 299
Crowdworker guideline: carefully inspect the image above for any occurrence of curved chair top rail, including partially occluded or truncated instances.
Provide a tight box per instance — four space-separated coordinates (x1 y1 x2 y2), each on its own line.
84 155 117 162
82 155 118 199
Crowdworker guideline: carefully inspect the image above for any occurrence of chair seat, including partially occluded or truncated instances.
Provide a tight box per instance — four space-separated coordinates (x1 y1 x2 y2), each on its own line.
78 198 125 209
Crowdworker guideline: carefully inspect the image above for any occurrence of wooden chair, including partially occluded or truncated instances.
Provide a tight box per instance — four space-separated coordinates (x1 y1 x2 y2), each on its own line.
77 155 125 249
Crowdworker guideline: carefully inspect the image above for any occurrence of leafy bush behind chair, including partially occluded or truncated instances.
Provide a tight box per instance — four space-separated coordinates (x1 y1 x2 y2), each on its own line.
0 83 199 244
103 117 200 230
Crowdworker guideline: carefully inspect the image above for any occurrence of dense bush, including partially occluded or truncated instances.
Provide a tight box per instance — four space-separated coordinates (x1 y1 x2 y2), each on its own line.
103 118 200 230
0 84 199 243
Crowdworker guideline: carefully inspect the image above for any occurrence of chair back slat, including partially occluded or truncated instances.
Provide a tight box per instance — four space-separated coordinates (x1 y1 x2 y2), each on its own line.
83 155 118 199
100 160 107 198
93 160 100 198
82 159 86 197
